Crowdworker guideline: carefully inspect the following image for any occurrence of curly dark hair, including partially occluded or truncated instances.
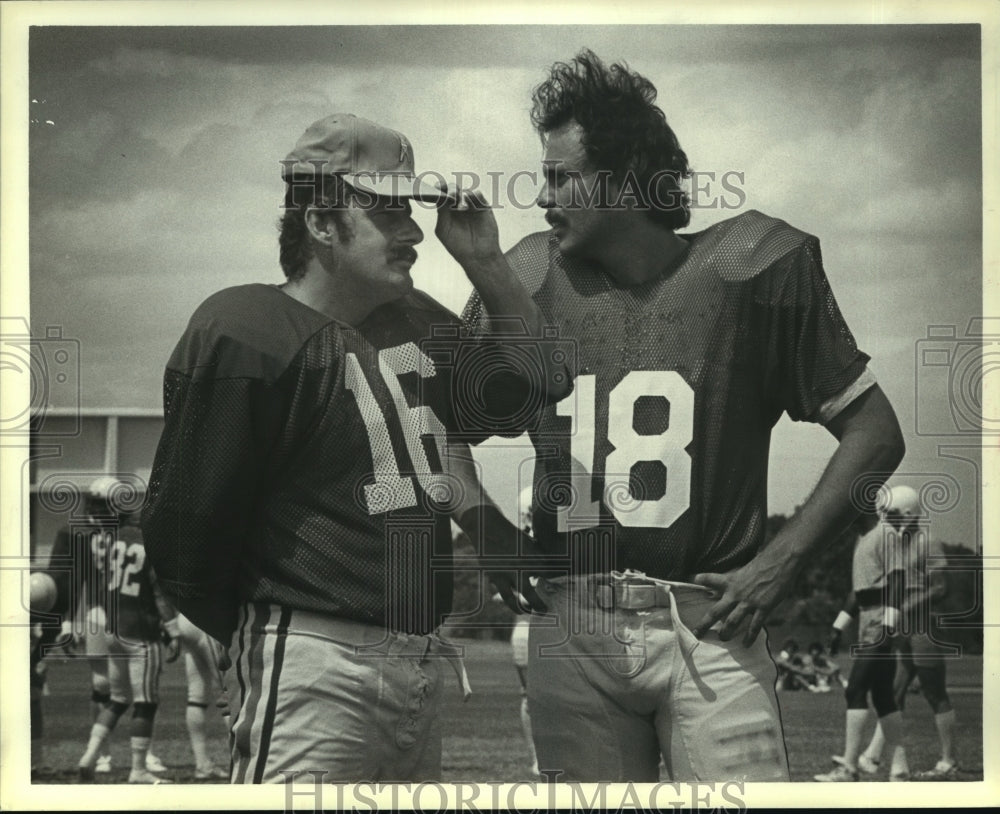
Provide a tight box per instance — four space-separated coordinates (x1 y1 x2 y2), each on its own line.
531 49 691 230
278 175 353 281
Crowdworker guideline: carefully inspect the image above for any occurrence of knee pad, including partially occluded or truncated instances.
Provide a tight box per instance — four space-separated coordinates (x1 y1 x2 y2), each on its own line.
91 675 111 698
915 666 950 712
91 688 111 705
871 679 897 717
844 679 869 710
132 702 158 721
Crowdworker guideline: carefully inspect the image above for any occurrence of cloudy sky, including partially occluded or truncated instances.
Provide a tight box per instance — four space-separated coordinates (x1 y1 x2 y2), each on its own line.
11 16 988 546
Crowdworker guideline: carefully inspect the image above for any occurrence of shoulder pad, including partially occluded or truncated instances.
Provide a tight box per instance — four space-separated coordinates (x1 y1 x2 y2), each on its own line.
696 210 816 282
504 231 554 297
172 285 336 380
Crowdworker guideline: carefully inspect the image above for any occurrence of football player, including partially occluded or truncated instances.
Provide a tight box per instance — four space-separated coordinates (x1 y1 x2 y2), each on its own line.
853 485 959 780
142 114 546 783
461 49 905 781
60 478 181 784
816 507 910 782
29 572 59 778
47 477 171 779
176 612 230 780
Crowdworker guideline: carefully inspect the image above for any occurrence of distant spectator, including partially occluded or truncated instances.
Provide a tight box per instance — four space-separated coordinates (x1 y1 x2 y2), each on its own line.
774 639 821 693
807 641 845 691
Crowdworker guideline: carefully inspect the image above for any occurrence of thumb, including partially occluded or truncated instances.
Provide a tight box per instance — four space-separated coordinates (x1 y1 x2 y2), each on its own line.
691 572 727 593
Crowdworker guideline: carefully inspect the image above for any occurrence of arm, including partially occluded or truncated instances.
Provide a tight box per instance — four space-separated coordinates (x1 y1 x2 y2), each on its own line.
435 190 572 402
141 315 291 646
899 565 948 617
47 527 84 648
441 439 546 613
148 565 179 630
46 527 75 620
149 566 181 662
693 384 905 645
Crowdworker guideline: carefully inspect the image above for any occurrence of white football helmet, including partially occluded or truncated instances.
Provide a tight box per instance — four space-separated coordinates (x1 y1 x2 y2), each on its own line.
884 484 922 518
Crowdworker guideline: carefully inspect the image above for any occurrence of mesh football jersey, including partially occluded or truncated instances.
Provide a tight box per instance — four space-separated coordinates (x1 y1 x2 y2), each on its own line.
48 520 163 641
463 210 870 580
884 523 946 594
143 284 461 643
852 521 899 595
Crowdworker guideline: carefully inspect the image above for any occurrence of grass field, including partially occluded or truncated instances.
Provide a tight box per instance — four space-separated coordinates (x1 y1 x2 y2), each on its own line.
32 640 982 785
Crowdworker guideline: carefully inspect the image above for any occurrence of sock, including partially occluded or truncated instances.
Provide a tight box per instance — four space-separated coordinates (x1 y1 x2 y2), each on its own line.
878 711 909 776
934 710 956 765
131 736 151 773
79 723 111 769
889 744 910 777
186 704 211 769
842 709 869 769
864 721 886 763
519 696 537 770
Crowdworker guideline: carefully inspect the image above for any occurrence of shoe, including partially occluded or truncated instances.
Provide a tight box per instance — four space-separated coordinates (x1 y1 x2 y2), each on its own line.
890 771 910 781
145 753 167 773
194 764 229 780
834 753 880 774
78 765 95 783
94 754 112 774
815 765 859 782
128 768 173 784
915 761 959 780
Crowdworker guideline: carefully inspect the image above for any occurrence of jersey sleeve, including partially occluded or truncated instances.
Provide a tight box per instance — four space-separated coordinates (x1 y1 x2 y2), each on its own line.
142 298 321 644
764 237 871 423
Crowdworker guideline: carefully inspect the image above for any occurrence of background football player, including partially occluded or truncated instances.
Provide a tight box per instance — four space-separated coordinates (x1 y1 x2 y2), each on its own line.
55 478 181 784
47 476 171 778
462 49 905 781
817 505 910 782
853 484 960 780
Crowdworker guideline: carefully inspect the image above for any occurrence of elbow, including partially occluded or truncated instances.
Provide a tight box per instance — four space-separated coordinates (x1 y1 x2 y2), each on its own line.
879 421 906 473
863 388 906 473
545 368 574 403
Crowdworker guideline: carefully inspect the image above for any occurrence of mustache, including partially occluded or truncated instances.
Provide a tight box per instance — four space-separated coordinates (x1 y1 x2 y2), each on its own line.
392 248 418 264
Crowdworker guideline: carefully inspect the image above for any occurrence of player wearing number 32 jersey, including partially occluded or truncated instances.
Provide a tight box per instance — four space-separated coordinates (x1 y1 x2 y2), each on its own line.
463 50 905 782
47 479 181 784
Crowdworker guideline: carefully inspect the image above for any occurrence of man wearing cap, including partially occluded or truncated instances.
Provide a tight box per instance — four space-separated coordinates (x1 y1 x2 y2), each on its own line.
47 477 180 784
142 113 549 783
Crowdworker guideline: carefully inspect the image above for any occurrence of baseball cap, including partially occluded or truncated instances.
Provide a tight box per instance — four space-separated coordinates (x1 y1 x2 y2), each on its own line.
281 113 450 203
